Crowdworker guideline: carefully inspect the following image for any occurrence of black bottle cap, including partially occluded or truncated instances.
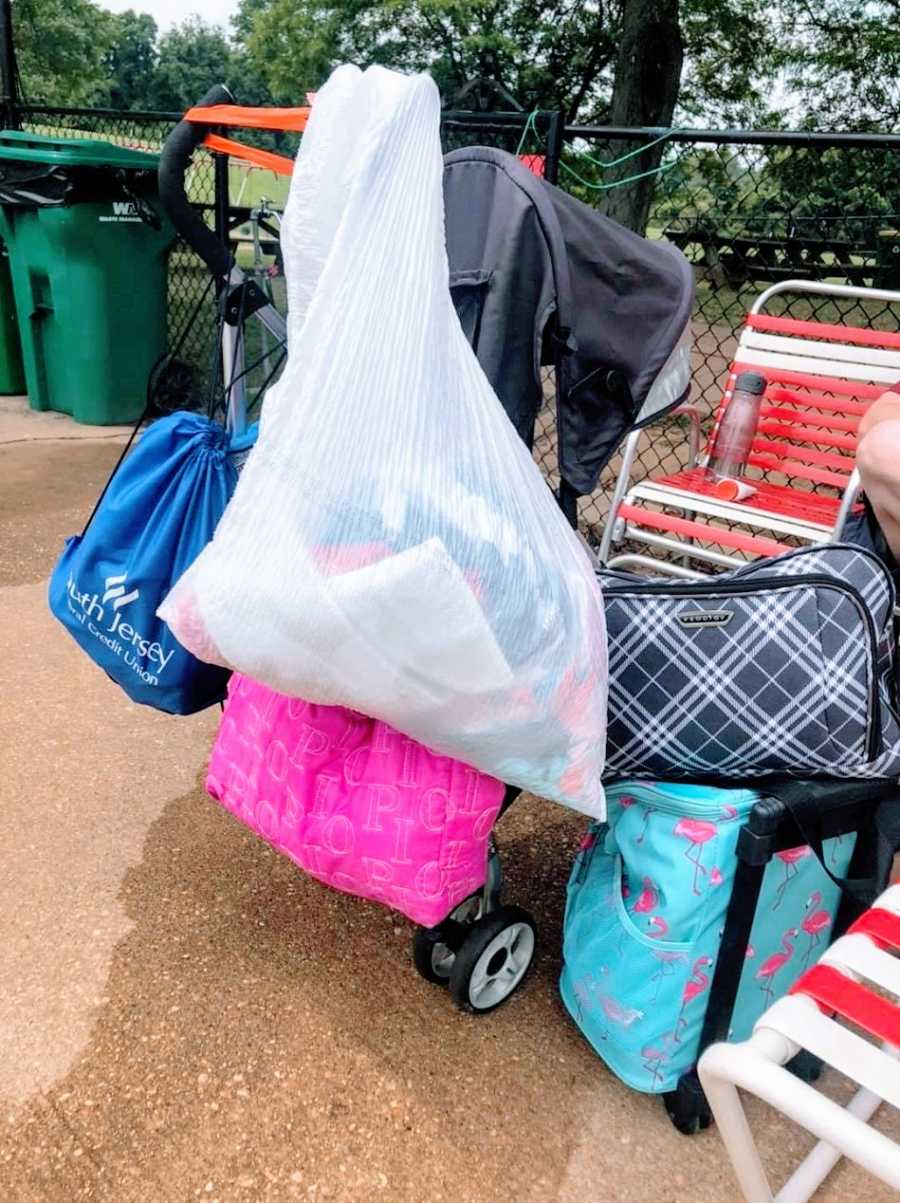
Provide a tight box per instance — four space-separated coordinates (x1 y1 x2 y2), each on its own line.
734 371 767 395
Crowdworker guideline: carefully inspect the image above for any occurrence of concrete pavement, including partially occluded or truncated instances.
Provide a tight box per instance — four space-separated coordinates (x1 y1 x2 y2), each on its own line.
1 401 897 1203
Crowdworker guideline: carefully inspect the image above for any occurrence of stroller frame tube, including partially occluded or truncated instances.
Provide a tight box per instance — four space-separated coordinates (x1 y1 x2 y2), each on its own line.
159 84 288 434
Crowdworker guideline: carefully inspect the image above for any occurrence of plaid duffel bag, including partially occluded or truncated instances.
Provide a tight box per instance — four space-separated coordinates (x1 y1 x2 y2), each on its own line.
599 544 900 780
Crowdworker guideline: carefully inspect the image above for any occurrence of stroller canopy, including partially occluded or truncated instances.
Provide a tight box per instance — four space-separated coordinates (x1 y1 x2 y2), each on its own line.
443 147 694 495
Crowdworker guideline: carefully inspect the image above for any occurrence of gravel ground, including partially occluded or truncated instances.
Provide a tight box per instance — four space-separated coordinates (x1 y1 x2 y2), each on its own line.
2 401 897 1203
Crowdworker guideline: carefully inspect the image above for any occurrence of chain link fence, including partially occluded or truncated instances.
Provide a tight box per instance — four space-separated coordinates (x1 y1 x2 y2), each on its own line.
16 104 900 555
551 128 900 545
20 105 221 408
14 105 559 419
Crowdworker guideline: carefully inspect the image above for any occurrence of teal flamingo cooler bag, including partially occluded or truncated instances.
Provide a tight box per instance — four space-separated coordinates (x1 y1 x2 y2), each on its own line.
560 780 871 1102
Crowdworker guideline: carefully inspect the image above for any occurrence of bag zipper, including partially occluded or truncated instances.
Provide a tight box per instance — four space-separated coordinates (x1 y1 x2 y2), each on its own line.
605 782 757 820
602 573 882 762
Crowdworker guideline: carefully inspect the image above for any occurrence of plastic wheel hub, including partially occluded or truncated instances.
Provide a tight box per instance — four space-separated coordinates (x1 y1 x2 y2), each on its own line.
468 922 535 1009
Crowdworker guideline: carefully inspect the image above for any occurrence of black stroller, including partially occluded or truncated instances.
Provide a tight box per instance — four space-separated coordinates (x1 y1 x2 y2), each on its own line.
156 89 694 1013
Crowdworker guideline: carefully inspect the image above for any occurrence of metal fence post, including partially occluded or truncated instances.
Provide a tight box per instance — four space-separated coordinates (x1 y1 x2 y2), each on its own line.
543 111 564 186
0 0 19 130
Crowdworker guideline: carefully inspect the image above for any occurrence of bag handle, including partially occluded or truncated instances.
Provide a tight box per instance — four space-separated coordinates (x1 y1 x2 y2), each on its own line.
79 400 152 537
763 778 900 905
79 275 219 538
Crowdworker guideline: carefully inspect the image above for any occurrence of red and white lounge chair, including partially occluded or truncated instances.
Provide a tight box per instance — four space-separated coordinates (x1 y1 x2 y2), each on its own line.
600 281 900 577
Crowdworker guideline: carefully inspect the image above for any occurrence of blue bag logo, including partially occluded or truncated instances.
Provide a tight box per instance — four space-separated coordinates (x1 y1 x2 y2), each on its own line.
102 572 139 610
63 568 176 687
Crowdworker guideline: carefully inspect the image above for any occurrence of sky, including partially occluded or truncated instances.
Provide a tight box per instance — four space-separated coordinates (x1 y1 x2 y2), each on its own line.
96 0 240 33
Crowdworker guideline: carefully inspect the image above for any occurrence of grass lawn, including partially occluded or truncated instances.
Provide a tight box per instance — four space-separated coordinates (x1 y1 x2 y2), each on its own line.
228 162 291 209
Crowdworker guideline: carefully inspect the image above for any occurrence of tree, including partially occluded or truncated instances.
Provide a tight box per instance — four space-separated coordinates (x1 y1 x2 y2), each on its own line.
147 17 234 112
14 0 113 105
236 0 900 132
601 0 683 230
780 1 900 130
678 0 781 127
238 0 621 118
234 0 789 232
101 9 159 111
235 0 792 126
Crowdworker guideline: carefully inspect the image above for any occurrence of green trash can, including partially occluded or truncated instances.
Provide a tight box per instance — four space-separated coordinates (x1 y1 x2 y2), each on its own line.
0 131 174 424
0 240 25 394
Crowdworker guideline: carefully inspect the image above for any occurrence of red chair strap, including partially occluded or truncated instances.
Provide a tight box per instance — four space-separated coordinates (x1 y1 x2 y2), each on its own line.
791 963 900 1046
616 503 794 556
767 386 870 417
750 437 855 475
748 313 900 352
732 362 885 401
184 103 310 131
762 406 859 435
746 452 850 490
755 420 857 453
202 132 294 176
850 906 900 952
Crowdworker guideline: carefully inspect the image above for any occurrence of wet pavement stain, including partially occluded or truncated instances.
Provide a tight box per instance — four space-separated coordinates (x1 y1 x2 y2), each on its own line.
2 784 600 1203
4 427 899 1203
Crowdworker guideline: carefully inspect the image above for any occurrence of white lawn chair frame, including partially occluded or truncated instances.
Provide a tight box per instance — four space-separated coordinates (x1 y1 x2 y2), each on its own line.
699 882 900 1203
599 280 900 577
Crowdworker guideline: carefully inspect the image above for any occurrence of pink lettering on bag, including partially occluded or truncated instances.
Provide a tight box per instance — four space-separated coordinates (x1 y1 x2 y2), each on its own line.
206 675 505 926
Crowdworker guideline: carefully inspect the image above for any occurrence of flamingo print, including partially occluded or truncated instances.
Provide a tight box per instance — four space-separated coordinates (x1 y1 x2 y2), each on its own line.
572 971 609 1021
649 950 689 1002
572 978 592 1022
756 927 799 1005
641 1031 680 1088
673 818 717 895
772 846 813 910
647 915 669 939
634 806 655 845
801 892 832 967
616 793 654 843
596 992 644 1039
674 956 713 1041
632 877 659 914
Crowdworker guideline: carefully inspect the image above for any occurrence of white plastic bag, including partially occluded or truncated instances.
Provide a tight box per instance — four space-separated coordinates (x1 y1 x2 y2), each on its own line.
160 65 608 816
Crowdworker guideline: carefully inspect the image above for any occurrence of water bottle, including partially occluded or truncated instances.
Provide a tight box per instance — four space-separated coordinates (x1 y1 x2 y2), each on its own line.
707 370 767 480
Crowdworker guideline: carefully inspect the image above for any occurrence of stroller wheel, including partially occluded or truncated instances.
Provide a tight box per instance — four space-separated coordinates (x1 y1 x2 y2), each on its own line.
412 923 461 985
663 1073 713 1136
787 1049 824 1084
411 891 485 985
449 905 536 1014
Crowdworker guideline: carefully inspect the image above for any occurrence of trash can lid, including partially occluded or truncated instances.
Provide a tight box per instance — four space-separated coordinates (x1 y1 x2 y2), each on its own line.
0 130 159 171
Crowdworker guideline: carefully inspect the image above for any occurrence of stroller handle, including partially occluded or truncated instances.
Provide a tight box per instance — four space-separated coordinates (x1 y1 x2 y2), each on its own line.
159 84 235 281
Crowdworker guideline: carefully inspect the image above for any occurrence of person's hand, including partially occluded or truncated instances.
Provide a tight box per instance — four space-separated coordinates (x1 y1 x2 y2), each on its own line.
857 390 900 557
858 390 900 440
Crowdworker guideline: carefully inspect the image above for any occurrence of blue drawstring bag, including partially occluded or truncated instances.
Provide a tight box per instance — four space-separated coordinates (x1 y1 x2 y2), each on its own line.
48 411 256 714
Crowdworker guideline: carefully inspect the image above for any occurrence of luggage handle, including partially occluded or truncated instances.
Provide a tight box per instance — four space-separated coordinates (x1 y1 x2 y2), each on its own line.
693 778 900 1064
763 778 900 906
